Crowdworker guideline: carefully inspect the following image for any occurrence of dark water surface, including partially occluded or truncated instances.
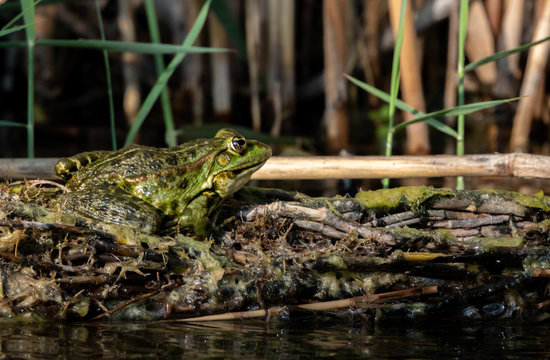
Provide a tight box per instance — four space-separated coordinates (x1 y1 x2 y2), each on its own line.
1 319 549 359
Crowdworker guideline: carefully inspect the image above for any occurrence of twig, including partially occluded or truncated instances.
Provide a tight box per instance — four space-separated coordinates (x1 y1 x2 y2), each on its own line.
173 286 438 322
7 179 67 191
90 282 179 320
244 201 397 245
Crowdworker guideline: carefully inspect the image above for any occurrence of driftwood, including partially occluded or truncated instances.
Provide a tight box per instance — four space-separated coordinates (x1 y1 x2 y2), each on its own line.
3 153 550 180
1 184 550 322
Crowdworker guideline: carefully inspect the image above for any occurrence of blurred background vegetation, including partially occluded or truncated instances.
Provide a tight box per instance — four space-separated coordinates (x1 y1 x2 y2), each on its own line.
1 0 550 192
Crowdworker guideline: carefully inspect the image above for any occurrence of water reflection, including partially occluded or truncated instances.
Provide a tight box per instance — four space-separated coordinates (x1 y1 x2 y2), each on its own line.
0 319 548 359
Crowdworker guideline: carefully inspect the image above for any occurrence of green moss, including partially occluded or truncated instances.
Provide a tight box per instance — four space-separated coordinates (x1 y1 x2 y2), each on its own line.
463 236 524 248
471 189 550 212
355 186 454 211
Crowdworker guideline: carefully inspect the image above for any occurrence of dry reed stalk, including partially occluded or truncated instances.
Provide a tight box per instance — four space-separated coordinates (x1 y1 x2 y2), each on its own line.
534 66 546 122
444 1 458 158
208 13 231 118
466 0 497 86
485 0 502 37
388 0 430 157
252 153 550 180
245 0 262 132
267 0 294 137
500 0 524 80
34 4 57 96
359 0 384 106
509 1 550 152
323 0 349 154
5 153 550 180
117 0 141 138
175 286 438 322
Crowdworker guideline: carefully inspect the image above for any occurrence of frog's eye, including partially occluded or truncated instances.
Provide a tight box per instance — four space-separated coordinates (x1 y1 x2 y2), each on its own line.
230 137 247 153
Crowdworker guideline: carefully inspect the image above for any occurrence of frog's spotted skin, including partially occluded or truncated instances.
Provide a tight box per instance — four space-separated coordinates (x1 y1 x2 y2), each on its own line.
55 129 271 234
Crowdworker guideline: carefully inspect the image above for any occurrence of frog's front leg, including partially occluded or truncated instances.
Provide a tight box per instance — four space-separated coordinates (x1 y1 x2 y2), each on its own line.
58 185 163 232
178 192 222 236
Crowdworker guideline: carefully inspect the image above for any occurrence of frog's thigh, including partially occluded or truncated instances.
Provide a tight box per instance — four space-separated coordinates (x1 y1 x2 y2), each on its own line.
59 188 162 232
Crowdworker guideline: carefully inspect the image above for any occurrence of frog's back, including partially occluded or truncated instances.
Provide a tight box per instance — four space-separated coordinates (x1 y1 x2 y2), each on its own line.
63 139 221 190
61 145 155 189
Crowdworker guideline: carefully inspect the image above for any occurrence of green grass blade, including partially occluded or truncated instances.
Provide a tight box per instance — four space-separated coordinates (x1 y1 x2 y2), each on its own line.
346 74 458 138
21 0 35 158
0 22 38 38
34 39 227 54
465 35 550 73
456 0 468 190
94 0 117 150
124 0 213 146
0 121 27 128
144 0 175 147
211 0 247 59
0 39 227 54
392 97 520 132
383 0 407 188
1 0 40 31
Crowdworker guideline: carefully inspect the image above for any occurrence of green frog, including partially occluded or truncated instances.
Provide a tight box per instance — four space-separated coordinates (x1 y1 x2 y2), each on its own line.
54 128 271 235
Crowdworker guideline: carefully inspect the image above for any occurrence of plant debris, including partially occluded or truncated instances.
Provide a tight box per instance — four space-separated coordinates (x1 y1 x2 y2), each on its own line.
1 183 550 323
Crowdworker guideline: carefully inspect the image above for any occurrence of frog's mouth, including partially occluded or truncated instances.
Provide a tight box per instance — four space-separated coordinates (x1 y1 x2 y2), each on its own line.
213 160 267 197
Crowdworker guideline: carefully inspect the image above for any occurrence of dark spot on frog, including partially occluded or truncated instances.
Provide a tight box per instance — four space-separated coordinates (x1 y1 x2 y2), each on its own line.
150 160 164 171
184 149 197 162
125 164 139 177
166 155 178 166
178 178 188 189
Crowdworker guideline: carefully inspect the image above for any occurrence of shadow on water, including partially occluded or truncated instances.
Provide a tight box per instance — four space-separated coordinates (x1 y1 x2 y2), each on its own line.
1 319 550 359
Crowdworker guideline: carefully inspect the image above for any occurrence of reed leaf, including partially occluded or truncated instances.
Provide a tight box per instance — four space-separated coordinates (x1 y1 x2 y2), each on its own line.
0 121 27 128
392 98 520 132
0 0 40 32
465 35 550 73
0 39 226 54
456 0 468 190
0 23 37 38
20 0 35 158
345 75 458 139
124 0 213 146
211 0 247 59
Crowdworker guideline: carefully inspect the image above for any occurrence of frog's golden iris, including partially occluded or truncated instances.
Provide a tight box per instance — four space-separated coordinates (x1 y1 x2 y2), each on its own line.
55 129 271 235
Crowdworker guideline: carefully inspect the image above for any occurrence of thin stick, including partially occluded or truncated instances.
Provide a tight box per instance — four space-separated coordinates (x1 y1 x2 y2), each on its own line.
90 282 178 320
174 286 438 322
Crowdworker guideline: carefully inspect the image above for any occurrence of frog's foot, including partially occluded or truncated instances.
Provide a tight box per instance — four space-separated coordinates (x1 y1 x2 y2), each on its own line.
176 211 214 239
57 186 163 233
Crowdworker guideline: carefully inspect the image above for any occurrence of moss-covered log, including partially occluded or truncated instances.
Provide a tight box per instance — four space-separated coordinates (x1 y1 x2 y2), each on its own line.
1 184 550 322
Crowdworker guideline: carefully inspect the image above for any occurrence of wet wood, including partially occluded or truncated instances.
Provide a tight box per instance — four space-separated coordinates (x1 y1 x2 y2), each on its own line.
2 185 550 321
